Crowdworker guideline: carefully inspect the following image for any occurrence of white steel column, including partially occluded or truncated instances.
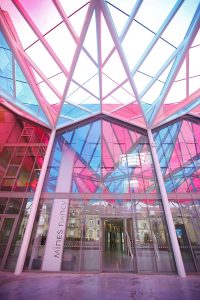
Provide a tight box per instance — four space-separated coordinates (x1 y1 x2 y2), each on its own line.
42 144 75 271
147 129 186 277
15 129 56 275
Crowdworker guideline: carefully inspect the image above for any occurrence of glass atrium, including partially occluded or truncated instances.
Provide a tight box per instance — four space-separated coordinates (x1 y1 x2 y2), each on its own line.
0 0 199 275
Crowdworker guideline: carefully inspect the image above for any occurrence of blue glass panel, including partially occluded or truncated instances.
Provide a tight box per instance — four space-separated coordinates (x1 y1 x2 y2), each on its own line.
57 117 73 127
89 142 101 175
0 32 9 49
60 103 92 119
0 77 13 95
80 103 100 113
0 39 13 96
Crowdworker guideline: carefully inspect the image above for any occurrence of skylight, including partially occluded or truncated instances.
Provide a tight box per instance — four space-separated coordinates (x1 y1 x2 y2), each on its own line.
0 0 199 129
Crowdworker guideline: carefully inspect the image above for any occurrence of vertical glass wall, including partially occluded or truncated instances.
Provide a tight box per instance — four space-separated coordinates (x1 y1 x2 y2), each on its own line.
154 118 200 272
0 197 33 270
44 118 158 194
27 197 175 273
27 117 175 273
0 105 49 270
0 106 49 192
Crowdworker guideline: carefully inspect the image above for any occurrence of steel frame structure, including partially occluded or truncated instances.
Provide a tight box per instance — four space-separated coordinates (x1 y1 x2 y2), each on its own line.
0 0 200 277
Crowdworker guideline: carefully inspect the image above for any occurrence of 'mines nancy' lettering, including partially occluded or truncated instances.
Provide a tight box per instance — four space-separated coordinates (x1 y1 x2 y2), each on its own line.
53 200 67 259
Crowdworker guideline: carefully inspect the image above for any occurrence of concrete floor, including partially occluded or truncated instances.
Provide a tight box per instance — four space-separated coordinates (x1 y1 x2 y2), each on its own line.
0 272 200 300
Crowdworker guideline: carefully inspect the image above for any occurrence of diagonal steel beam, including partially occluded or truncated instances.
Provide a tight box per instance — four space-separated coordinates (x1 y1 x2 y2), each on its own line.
131 0 184 75
54 0 96 127
150 3 200 126
102 0 143 67
0 90 51 128
152 89 200 128
12 0 69 77
95 1 103 112
99 0 148 126
53 0 97 68
0 10 54 127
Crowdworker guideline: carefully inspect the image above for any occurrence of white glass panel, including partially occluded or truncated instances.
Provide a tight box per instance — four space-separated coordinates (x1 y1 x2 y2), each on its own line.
0 0 37 49
135 0 177 32
26 41 61 78
103 51 127 83
175 60 186 81
107 0 137 15
189 77 200 95
83 12 98 62
139 40 174 77
142 81 164 104
82 74 100 98
134 72 152 94
107 4 129 36
165 80 186 103
73 51 98 84
102 74 118 97
45 23 76 71
162 0 199 47
122 22 154 71
59 0 89 17
69 4 89 36
189 46 200 77
49 73 67 95
38 82 60 105
101 15 115 62
19 0 62 35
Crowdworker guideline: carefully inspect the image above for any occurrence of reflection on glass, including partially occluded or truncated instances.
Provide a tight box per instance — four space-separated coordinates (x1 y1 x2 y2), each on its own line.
45 119 158 194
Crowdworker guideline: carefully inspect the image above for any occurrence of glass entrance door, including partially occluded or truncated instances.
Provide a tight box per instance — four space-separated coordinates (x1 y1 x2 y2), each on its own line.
0 216 17 270
102 218 135 272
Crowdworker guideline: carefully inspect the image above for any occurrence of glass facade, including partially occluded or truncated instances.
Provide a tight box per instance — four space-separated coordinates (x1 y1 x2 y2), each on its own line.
44 118 158 194
0 105 48 270
0 0 199 276
154 118 200 272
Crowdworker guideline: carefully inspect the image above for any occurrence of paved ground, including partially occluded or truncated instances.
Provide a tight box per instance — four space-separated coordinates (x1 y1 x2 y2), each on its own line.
0 272 200 300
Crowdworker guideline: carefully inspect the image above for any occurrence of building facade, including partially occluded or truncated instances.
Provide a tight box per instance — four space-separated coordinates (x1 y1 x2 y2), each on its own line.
0 0 200 276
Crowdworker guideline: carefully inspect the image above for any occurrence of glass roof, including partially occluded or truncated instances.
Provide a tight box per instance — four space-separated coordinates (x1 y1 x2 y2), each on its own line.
0 0 199 129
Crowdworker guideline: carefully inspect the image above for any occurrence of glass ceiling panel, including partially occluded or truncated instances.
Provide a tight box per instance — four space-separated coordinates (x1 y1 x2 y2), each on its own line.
18 0 62 35
103 50 127 83
0 0 37 49
189 77 200 95
101 12 115 63
162 0 199 47
133 72 152 94
59 0 89 18
58 103 93 128
189 46 200 77
165 80 186 104
122 21 154 71
49 72 67 95
107 3 129 36
25 41 62 78
15 62 48 124
0 33 13 95
103 81 135 106
192 29 200 47
73 50 98 84
82 12 98 63
135 0 177 33
0 0 199 129
38 82 60 105
0 30 49 125
107 0 137 15
68 3 89 37
102 73 118 97
45 23 77 71
139 39 175 78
